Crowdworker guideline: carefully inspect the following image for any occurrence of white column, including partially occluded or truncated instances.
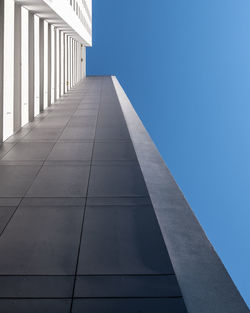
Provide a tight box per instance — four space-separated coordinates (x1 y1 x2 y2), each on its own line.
75 40 77 84
71 38 74 88
66 35 70 92
54 27 57 101
0 0 4 142
58 30 61 97
28 12 34 122
14 3 22 132
72 39 76 86
76 41 79 83
47 23 51 106
69 37 72 89
78 42 80 82
80 44 86 79
39 18 44 112
71 39 74 87
74 40 76 85
83 45 86 78
63 33 66 94
61 31 64 95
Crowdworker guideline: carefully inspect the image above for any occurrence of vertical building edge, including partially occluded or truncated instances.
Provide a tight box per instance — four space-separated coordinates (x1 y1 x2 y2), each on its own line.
111 75 249 313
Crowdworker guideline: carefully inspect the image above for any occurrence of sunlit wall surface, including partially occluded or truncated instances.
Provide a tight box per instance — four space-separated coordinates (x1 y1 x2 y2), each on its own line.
3 0 14 140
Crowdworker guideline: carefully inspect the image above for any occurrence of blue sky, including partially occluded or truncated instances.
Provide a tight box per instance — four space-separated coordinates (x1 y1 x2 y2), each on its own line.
87 0 250 306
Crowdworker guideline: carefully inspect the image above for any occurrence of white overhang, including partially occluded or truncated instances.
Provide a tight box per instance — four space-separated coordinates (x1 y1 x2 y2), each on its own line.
15 0 92 46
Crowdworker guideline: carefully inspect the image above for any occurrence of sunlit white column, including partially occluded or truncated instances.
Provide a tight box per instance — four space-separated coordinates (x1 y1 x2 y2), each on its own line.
64 34 68 93
3 0 14 140
72 39 74 87
21 7 29 126
34 15 40 117
78 42 81 82
74 40 77 85
78 42 80 81
47 23 51 106
51 25 54 103
60 31 64 95
76 41 78 83
56 28 59 99
69 37 71 89
39 18 44 112
81 44 86 79
75 41 77 83
73 40 76 85
66 36 69 91
14 3 22 133
28 12 34 122
43 21 48 109
80 44 83 78
58 30 61 97
54 27 57 101
70 38 74 88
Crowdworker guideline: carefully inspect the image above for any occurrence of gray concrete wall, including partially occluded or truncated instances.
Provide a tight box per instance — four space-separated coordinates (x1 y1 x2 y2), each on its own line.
112 76 249 313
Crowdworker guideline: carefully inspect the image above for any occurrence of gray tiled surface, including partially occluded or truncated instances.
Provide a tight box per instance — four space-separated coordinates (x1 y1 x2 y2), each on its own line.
0 207 16 234
77 205 174 275
74 275 181 297
88 164 149 196
0 205 84 274
72 299 187 313
48 142 93 161
0 276 74 298
26 165 90 197
93 141 137 161
0 77 187 313
0 165 41 197
2 142 54 161
0 299 71 313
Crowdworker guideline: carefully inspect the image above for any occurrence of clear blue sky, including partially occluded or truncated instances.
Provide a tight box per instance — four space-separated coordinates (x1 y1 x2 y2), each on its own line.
87 0 250 306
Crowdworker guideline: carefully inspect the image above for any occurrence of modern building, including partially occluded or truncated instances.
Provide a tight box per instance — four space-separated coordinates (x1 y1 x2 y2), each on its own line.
0 1 248 312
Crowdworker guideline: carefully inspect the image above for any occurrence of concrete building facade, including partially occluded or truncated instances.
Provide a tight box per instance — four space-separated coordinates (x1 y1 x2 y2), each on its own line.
0 1 248 312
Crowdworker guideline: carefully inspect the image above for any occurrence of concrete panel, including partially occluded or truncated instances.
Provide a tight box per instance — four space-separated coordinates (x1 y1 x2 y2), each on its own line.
0 205 84 274
74 275 182 298
0 276 74 298
72 299 187 313
0 299 71 313
88 164 149 197
26 165 90 197
77 205 174 275
0 165 41 197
